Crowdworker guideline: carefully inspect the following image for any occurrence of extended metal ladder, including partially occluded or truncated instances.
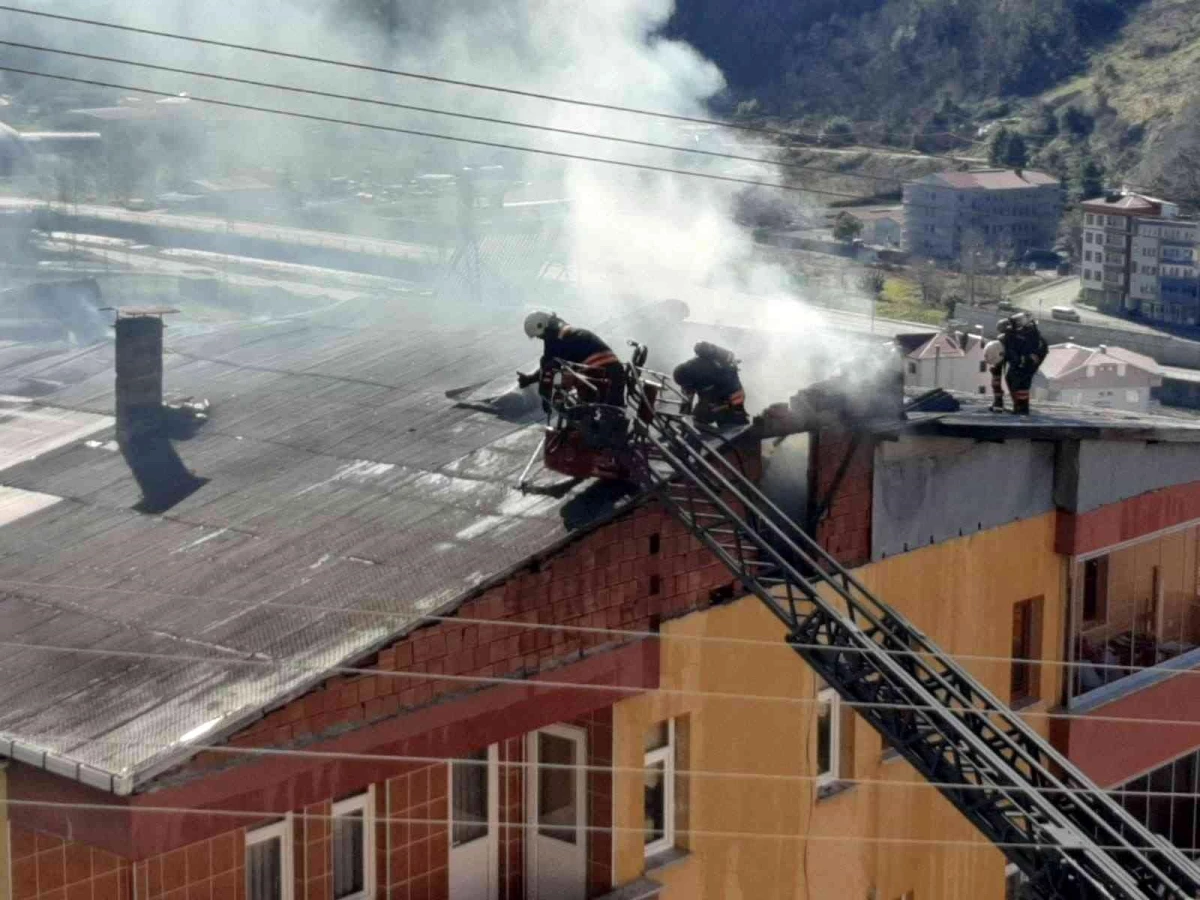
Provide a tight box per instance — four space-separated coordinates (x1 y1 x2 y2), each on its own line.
620 372 1200 900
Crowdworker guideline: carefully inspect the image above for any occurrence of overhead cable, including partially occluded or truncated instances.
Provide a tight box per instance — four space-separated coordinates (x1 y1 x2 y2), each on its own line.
0 64 907 202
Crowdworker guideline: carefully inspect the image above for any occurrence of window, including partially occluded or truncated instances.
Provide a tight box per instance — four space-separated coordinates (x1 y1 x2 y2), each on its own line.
451 750 489 847
644 719 679 857
977 386 986 394
332 790 375 900
907 362 916 374
1010 597 1042 705
1081 556 1108 623
246 818 294 900
815 683 852 789
978 361 987 373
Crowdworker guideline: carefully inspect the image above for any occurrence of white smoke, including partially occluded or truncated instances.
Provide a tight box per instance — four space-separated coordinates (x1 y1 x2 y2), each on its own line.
5 0 878 401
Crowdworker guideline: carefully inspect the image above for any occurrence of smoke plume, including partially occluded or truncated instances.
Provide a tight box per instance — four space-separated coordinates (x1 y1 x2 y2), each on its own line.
5 0 878 404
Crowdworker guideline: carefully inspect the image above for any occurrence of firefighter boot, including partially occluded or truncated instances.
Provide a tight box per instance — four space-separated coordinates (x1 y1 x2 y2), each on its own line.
1012 392 1031 415
990 393 1005 413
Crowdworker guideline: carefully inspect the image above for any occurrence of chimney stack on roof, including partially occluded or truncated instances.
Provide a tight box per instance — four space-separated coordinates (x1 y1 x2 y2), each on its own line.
1099 344 1108 354
111 306 206 513
115 312 165 446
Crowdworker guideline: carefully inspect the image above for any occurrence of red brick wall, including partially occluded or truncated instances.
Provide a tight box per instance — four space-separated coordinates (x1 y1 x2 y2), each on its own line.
379 763 449 900
10 827 131 900
1056 482 1200 557
497 736 524 900
582 706 614 896
810 428 873 567
189 502 732 780
132 830 242 900
298 801 330 900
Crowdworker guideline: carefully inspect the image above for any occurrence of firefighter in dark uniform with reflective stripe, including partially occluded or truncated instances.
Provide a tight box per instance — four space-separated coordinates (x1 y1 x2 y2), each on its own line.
985 312 1047 415
672 341 749 426
517 311 626 407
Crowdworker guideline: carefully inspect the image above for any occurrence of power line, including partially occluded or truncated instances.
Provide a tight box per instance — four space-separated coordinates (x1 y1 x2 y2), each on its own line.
0 38 917 193
4 634 1200 730
33 737 1200 803
0 63 909 203
0 5 1002 169
0 4 897 149
0 795 1187 854
5 576 1196 683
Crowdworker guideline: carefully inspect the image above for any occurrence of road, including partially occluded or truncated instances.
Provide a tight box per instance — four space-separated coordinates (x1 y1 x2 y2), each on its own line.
1007 276 1181 336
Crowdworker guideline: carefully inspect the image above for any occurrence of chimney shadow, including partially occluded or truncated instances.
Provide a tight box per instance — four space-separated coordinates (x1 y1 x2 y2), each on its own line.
114 309 207 513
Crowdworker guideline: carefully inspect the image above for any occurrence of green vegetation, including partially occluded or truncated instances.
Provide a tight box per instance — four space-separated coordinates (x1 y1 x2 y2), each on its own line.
877 275 947 325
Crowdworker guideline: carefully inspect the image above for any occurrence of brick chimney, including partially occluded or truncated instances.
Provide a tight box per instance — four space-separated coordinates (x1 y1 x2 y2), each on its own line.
115 313 165 446
112 307 205 512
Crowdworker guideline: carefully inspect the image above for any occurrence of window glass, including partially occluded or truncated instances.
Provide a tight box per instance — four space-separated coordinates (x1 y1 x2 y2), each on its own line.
452 749 489 847
538 732 577 843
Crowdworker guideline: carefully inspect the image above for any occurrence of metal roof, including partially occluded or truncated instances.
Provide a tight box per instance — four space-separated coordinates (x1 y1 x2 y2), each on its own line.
0 302 648 794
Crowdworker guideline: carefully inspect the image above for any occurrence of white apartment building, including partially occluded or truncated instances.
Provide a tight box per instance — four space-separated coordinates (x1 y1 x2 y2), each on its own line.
1080 191 1199 325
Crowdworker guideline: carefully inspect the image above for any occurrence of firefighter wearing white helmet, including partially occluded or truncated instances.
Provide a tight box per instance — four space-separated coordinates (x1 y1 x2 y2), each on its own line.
984 318 1011 412
987 313 1047 415
516 311 625 407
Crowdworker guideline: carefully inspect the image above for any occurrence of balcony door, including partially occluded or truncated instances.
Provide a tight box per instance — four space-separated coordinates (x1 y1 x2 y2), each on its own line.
525 725 587 900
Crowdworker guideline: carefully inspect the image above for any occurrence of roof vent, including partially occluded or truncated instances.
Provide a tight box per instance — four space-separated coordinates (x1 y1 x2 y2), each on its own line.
1105 192 1123 203
1098 344 1107 354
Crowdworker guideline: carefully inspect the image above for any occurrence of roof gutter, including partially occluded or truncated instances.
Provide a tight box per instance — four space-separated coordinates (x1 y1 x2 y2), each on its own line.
0 735 132 795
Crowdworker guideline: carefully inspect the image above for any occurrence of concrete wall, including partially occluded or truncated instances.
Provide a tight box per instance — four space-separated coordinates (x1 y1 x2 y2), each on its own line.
612 514 1065 900
871 435 1055 560
1053 440 1200 514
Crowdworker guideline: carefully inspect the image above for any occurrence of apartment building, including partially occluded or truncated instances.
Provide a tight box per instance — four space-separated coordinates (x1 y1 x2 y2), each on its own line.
903 169 1063 262
2 303 1200 900
1080 191 1200 324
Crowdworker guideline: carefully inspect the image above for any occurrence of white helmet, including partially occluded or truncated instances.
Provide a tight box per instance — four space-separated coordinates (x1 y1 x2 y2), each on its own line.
1010 311 1030 328
523 310 559 339
984 340 1004 366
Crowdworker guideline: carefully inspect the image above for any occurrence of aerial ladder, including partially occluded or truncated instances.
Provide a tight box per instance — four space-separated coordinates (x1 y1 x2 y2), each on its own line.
530 349 1200 900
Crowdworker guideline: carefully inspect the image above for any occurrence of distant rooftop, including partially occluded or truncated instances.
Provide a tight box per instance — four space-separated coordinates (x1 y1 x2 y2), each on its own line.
915 169 1060 191
1040 342 1160 382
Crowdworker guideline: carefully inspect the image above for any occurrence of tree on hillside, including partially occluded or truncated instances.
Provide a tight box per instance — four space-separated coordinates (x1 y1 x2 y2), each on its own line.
821 116 855 147
1074 157 1105 201
988 128 1012 166
833 212 864 243
989 127 1029 169
1005 132 1029 169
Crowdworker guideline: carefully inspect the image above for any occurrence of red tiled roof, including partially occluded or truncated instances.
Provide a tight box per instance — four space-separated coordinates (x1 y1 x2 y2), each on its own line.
920 169 1060 190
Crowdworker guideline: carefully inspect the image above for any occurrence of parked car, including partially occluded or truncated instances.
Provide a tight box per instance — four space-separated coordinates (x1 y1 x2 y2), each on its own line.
1051 305 1081 323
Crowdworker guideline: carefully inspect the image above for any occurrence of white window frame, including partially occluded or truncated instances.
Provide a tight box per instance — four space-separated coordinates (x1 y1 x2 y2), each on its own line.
331 787 376 900
816 687 841 788
245 816 294 900
643 719 675 858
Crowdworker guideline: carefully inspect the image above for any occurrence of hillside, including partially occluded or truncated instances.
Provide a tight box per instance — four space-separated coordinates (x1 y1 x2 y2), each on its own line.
670 0 1200 204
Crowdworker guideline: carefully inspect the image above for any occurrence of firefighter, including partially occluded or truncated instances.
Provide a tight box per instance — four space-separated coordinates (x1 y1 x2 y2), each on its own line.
984 318 1011 412
985 313 1047 415
517 311 626 408
672 341 749 426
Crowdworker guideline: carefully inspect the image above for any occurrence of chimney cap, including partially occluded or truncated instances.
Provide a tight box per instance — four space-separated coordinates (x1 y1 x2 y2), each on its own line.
101 306 180 320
